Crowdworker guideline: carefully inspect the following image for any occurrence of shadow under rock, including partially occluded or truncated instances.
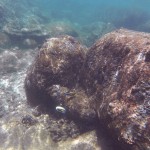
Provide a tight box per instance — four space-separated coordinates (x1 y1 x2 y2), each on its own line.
95 122 132 150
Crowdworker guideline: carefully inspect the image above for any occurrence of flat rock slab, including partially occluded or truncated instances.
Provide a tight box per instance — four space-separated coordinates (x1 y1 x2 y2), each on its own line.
25 29 150 150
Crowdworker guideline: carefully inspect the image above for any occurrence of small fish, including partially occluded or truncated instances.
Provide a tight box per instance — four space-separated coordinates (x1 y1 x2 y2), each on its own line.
56 106 66 114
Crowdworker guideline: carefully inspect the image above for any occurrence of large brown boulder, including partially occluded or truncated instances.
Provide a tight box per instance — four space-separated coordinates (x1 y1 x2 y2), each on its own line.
25 29 150 149
84 29 150 150
25 35 97 122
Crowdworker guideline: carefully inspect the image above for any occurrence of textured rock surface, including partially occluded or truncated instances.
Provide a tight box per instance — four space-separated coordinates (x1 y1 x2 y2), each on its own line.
25 35 97 122
84 29 150 150
25 29 150 150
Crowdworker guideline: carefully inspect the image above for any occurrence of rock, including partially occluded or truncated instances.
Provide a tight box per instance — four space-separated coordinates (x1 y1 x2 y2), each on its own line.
25 35 86 98
84 29 150 150
25 35 97 122
49 85 96 122
0 0 50 48
3 25 49 48
25 29 150 150
3 26 48 38
48 118 81 142
0 28 118 150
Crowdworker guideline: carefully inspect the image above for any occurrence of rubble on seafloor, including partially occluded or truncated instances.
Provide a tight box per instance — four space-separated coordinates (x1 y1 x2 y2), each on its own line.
25 29 150 150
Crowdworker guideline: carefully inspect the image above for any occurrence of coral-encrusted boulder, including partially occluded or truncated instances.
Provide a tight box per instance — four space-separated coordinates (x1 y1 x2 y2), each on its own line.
84 29 150 150
25 35 97 122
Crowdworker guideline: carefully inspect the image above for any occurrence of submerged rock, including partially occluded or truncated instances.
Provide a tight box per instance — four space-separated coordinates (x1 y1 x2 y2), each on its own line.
84 29 150 150
3 25 49 48
25 29 150 150
25 35 97 122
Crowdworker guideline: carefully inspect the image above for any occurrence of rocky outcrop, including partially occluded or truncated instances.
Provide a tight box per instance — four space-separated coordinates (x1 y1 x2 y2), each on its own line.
84 29 150 150
25 35 97 123
25 29 150 150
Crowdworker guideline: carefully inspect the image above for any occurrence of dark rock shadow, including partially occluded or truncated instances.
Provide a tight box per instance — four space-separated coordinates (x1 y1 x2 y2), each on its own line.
95 122 132 150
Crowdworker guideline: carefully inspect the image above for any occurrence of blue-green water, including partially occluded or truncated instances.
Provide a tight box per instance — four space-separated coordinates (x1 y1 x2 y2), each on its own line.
27 0 150 28
0 1 150 149
1 0 150 47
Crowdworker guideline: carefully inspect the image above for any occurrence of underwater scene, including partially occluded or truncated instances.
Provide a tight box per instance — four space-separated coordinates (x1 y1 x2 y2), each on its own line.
0 0 150 150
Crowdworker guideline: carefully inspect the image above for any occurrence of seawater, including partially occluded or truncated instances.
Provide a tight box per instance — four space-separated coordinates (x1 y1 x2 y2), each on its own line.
1 0 150 47
27 0 150 29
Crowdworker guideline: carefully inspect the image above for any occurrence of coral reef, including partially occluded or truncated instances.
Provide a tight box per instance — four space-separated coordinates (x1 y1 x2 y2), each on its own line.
3 24 49 48
25 29 150 150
